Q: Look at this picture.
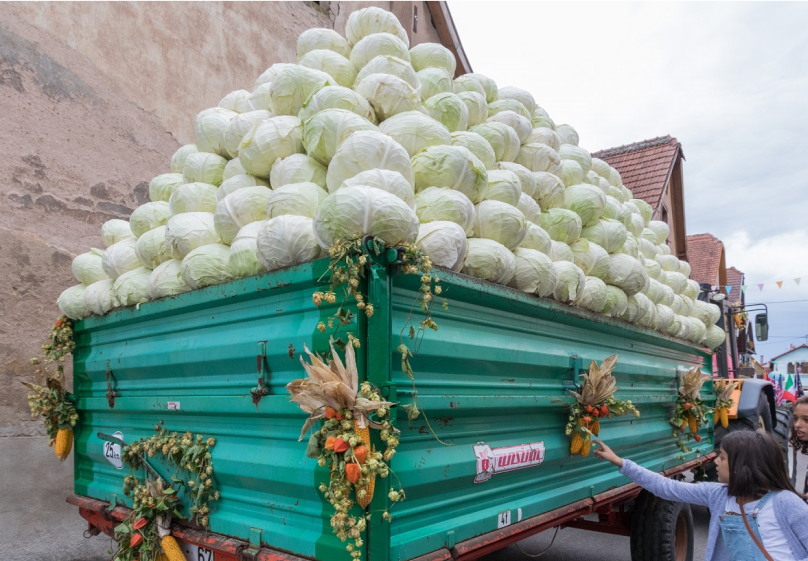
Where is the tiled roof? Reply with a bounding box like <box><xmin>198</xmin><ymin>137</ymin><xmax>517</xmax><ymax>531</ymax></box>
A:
<box><xmin>592</xmin><ymin>136</ymin><xmax>682</xmax><ymax>211</ymax></box>
<box><xmin>726</xmin><ymin>266</ymin><xmax>744</xmax><ymax>305</ymax></box>
<box><xmin>686</xmin><ymin>233</ymin><xmax>724</xmax><ymax>286</ymax></box>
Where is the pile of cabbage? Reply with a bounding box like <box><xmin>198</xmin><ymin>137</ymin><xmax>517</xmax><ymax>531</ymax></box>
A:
<box><xmin>56</xmin><ymin>7</ymin><xmax>726</xmax><ymax>349</ymax></box>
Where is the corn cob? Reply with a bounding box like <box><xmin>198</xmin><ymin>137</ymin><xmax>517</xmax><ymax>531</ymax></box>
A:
<box><xmin>580</xmin><ymin>436</ymin><xmax>591</xmax><ymax>458</ymax></box>
<box><xmin>354</xmin><ymin>419</ymin><xmax>375</xmax><ymax>508</ymax></box>
<box><xmin>570</xmin><ymin>419</ymin><xmax>585</xmax><ymax>454</ymax></box>
<box><xmin>679</xmin><ymin>418</ymin><xmax>687</xmax><ymax>432</ymax></box>
<box><xmin>155</xmin><ymin>554</ymin><xmax>170</xmax><ymax>561</ymax></box>
<box><xmin>591</xmin><ymin>418</ymin><xmax>600</xmax><ymax>436</ymax></box>
<box><xmin>720</xmin><ymin>407</ymin><xmax>729</xmax><ymax>428</ymax></box>
<box><xmin>55</xmin><ymin>428</ymin><xmax>73</xmax><ymax>461</ymax></box>
<box><xmin>688</xmin><ymin>414</ymin><xmax>698</xmax><ymax>434</ymax></box>
<box><xmin>714</xmin><ymin>409</ymin><xmax>720</xmax><ymax>425</ymax></box>
<box><xmin>161</xmin><ymin>535</ymin><xmax>185</xmax><ymax>561</ymax></box>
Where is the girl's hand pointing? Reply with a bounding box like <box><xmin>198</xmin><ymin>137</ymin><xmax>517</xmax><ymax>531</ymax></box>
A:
<box><xmin>593</xmin><ymin>440</ymin><xmax>623</xmax><ymax>468</ymax></box>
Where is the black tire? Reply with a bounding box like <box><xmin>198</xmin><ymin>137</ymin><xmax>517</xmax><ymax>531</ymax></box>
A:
<box><xmin>630</xmin><ymin>490</ymin><xmax>694</xmax><ymax>561</ymax></box>
<box><xmin>713</xmin><ymin>392</ymin><xmax>772</xmax><ymax>451</ymax></box>
<box><xmin>775</xmin><ymin>407</ymin><xmax>793</xmax><ymax>481</ymax></box>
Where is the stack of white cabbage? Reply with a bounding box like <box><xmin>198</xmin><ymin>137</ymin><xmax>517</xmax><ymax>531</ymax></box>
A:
<box><xmin>55</xmin><ymin>7</ymin><xmax>726</xmax><ymax>349</ymax></box>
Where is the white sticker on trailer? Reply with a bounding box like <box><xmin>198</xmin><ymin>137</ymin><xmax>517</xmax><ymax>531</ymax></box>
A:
<box><xmin>167</xmin><ymin>401</ymin><xmax>181</xmax><ymax>411</ymax></box>
<box><xmin>497</xmin><ymin>510</ymin><xmax>512</xmax><ymax>529</ymax></box>
<box><xmin>102</xmin><ymin>431</ymin><xmax>124</xmax><ymax>470</ymax></box>
<box><xmin>182</xmin><ymin>542</ymin><xmax>215</xmax><ymax>561</ymax></box>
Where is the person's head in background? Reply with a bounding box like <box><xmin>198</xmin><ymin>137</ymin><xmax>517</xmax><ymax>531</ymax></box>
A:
<box><xmin>790</xmin><ymin>395</ymin><xmax>808</xmax><ymax>454</ymax></box>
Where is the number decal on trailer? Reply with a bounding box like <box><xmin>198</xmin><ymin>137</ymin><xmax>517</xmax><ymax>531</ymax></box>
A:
<box><xmin>102</xmin><ymin>431</ymin><xmax>124</xmax><ymax>470</ymax></box>
<box><xmin>182</xmin><ymin>543</ymin><xmax>215</xmax><ymax>561</ymax></box>
<box><xmin>497</xmin><ymin>510</ymin><xmax>512</xmax><ymax>529</ymax></box>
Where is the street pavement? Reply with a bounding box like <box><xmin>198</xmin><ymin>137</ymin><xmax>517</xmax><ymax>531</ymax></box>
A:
<box><xmin>481</xmin><ymin>447</ymin><xmax>808</xmax><ymax>561</ymax></box>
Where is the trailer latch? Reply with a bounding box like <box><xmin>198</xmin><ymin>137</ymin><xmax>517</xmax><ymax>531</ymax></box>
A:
<box><xmin>105</xmin><ymin>361</ymin><xmax>118</xmax><ymax>409</ymax></box>
<box><xmin>238</xmin><ymin>527</ymin><xmax>263</xmax><ymax>561</ymax></box>
<box><xmin>563</xmin><ymin>355</ymin><xmax>584</xmax><ymax>394</ymax></box>
<box><xmin>251</xmin><ymin>341</ymin><xmax>271</xmax><ymax>404</ymax></box>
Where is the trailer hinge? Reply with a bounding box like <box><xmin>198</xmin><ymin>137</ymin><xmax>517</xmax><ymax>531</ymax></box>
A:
<box><xmin>238</xmin><ymin>527</ymin><xmax>263</xmax><ymax>561</ymax></box>
<box><xmin>251</xmin><ymin>341</ymin><xmax>270</xmax><ymax>404</ymax></box>
<box><xmin>105</xmin><ymin>361</ymin><xmax>118</xmax><ymax>409</ymax></box>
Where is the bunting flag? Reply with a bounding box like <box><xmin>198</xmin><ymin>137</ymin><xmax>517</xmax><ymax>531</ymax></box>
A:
<box><xmin>709</xmin><ymin>275</ymin><xmax>806</xmax><ymax>291</ymax></box>
<box><xmin>758</xmin><ymin>283</ymin><xmax>764</xmax><ymax>291</ymax></box>
<box><xmin>741</xmin><ymin>285</ymin><xmax>748</xmax><ymax>293</ymax></box>
<box><xmin>776</xmin><ymin>281</ymin><xmax>783</xmax><ymax>288</ymax></box>
<box><xmin>726</xmin><ymin>286</ymin><xmax>733</xmax><ymax>294</ymax></box>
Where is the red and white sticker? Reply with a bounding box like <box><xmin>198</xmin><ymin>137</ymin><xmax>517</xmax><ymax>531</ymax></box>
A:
<box><xmin>473</xmin><ymin>440</ymin><xmax>545</xmax><ymax>484</ymax></box>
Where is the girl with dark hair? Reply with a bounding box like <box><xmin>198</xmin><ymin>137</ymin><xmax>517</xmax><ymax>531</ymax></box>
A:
<box><xmin>792</xmin><ymin>395</ymin><xmax>808</xmax><ymax>495</ymax></box>
<box><xmin>595</xmin><ymin>432</ymin><xmax>808</xmax><ymax>561</ymax></box>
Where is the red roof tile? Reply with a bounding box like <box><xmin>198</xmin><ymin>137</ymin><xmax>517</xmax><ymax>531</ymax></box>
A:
<box><xmin>726</xmin><ymin>266</ymin><xmax>744</xmax><ymax>306</ymax></box>
<box><xmin>592</xmin><ymin>136</ymin><xmax>682</xmax><ymax>211</ymax></box>
<box><xmin>687</xmin><ymin>233</ymin><xmax>724</xmax><ymax>286</ymax></box>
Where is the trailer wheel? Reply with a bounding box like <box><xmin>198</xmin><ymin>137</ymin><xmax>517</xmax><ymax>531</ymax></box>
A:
<box><xmin>630</xmin><ymin>490</ymin><xmax>694</xmax><ymax>561</ymax></box>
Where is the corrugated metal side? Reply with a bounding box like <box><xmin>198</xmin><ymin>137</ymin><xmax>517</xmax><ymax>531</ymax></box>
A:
<box><xmin>387</xmin><ymin>270</ymin><xmax>713</xmax><ymax>561</ymax></box>
<box><xmin>72</xmin><ymin>261</ymin><xmax>364</xmax><ymax>561</ymax></box>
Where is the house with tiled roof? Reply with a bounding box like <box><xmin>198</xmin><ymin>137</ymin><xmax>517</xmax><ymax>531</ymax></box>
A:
<box><xmin>687</xmin><ymin>233</ymin><xmax>727</xmax><ymax>291</ymax></box>
<box><xmin>726</xmin><ymin>266</ymin><xmax>744</xmax><ymax>307</ymax></box>
<box><xmin>592</xmin><ymin>136</ymin><xmax>687</xmax><ymax>261</ymax></box>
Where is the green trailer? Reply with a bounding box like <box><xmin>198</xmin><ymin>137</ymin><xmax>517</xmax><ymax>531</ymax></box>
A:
<box><xmin>68</xmin><ymin>251</ymin><xmax>714</xmax><ymax>561</ymax></box>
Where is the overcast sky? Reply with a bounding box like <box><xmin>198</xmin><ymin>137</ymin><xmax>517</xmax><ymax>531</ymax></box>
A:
<box><xmin>451</xmin><ymin>1</ymin><xmax>808</xmax><ymax>364</ymax></box>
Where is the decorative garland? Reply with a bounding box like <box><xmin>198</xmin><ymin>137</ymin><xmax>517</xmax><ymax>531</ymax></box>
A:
<box><xmin>113</xmin><ymin>425</ymin><xmax>218</xmax><ymax>561</ymax></box>
<box><xmin>23</xmin><ymin>316</ymin><xmax>78</xmax><ymax>461</ymax></box>
<box><xmin>566</xmin><ymin>355</ymin><xmax>639</xmax><ymax>457</ymax></box>
<box><xmin>670</xmin><ymin>367</ymin><xmax>712</xmax><ymax>456</ymax></box>
<box><xmin>713</xmin><ymin>380</ymin><xmax>737</xmax><ymax>429</ymax></box>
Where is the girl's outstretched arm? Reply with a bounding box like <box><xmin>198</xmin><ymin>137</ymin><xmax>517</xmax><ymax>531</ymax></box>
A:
<box><xmin>593</xmin><ymin>440</ymin><xmax>720</xmax><ymax>508</ymax></box>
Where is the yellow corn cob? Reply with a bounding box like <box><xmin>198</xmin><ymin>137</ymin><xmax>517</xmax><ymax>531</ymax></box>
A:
<box><xmin>161</xmin><ymin>536</ymin><xmax>185</xmax><ymax>561</ymax></box>
<box><xmin>679</xmin><ymin>418</ymin><xmax>687</xmax><ymax>432</ymax></box>
<box><xmin>714</xmin><ymin>409</ymin><xmax>720</xmax><ymax>425</ymax></box>
<box><xmin>592</xmin><ymin>418</ymin><xmax>600</xmax><ymax>436</ymax></box>
<box><xmin>570</xmin><ymin>419</ymin><xmax>584</xmax><ymax>454</ymax></box>
<box><xmin>55</xmin><ymin>428</ymin><xmax>73</xmax><ymax>461</ymax></box>
<box><xmin>155</xmin><ymin>554</ymin><xmax>170</xmax><ymax>561</ymax></box>
<box><xmin>688</xmin><ymin>414</ymin><xmax>698</xmax><ymax>434</ymax></box>
<box><xmin>580</xmin><ymin>436</ymin><xmax>591</xmax><ymax>458</ymax></box>
<box><xmin>355</xmin><ymin>419</ymin><xmax>375</xmax><ymax>508</ymax></box>
<box><xmin>720</xmin><ymin>407</ymin><xmax>729</xmax><ymax>429</ymax></box>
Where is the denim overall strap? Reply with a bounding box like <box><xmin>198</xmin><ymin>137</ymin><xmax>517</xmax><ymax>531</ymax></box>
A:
<box><xmin>718</xmin><ymin>492</ymin><xmax>773</xmax><ymax>561</ymax></box>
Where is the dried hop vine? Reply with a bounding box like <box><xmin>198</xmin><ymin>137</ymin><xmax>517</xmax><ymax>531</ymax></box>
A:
<box><xmin>287</xmin><ymin>342</ymin><xmax>403</xmax><ymax>559</ymax></box>
<box><xmin>23</xmin><ymin>316</ymin><xmax>78</xmax><ymax>461</ymax></box>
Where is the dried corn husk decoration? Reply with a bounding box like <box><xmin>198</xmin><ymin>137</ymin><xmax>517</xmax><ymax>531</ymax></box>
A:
<box><xmin>713</xmin><ymin>379</ymin><xmax>737</xmax><ymax>429</ymax></box>
<box><xmin>670</xmin><ymin>367</ymin><xmax>712</xmax><ymax>444</ymax></box>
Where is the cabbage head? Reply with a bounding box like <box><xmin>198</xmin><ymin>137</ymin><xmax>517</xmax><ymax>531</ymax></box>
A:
<box><xmin>655</xmin><ymin>254</ymin><xmax>680</xmax><ymax>273</ymax></box>
<box><xmin>451</xmin><ymin>131</ymin><xmax>496</xmax><ymax>169</ymax></box>
<box><xmin>257</xmin><ymin>215</ymin><xmax>325</xmax><ymax>271</ymax></box>
<box><xmin>181</xmin><ymin>244</ymin><xmax>233</xmax><ymax>289</ymax></box>
<box><xmin>229</xmin><ymin>221</ymin><xmax>266</xmax><ymax>279</ymax></box>
<box><xmin>135</xmin><ymin>226</ymin><xmax>173</xmax><ymax>269</ymax></box>
<box><xmin>540</xmin><ymin>208</ymin><xmax>582</xmax><ymax>244</ymax></box>
<box><xmin>570</xmin><ymin>238</ymin><xmax>609</xmax><ymax>279</ymax></box>
<box><xmin>339</xmin><ymin>169</ymin><xmax>415</xmax><ymax>208</ymax></box>
<box><xmin>378</xmin><ymin>111</ymin><xmax>450</xmax><ymax>158</ymax></box>
<box><xmin>223</xmin><ymin>158</ymin><xmax>246</xmax><ymax>181</ymax></box>
<box><xmin>602</xmin><ymin>195</ymin><xmax>631</xmax><ymax>226</ymax></box>
<box><xmin>254</xmin><ymin>63</ymin><xmax>296</xmax><ymax>88</ymax></box>
<box><xmin>417</xmin><ymin>67</ymin><xmax>453</xmax><ymax>101</ymax></box>
<box><xmin>497</xmin><ymin>87</ymin><xmax>535</xmax><ymax>115</ymax></box>
<box><xmin>659</xmin><ymin>282</ymin><xmax>675</xmax><ymax>306</ymax></box>
<box><xmin>299</xmin><ymin>49</ymin><xmax>357</xmax><ymax>88</ymax></box>
<box><xmin>487</xmin><ymin>111</ymin><xmax>531</xmax><ymax>143</ymax></box>
<box><xmin>617</xmin><ymin>232</ymin><xmax>640</xmax><ymax>259</ymax></box>
<box><xmin>683</xmin><ymin>279</ymin><xmax>700</xmax><ymax>300</ymax></box>
<box><xmin>130</xmin><ymin>201</ymin><xmax>172</xmax><ymax>238</ymax></box>
<box><xmin>412</xmin><ymin>145</ymin><xmax>488</xmax><ymax>204</ymax></box>
<box><xmin>484</xmin><ymin>170</ymin><xmax>521</xmax><ymax>206</ymax></box>
<box><xmin>655</xmin><ymin>304</ymin><xmax>676</xmax><ymax>333</ymax></box>
<box><xmin>638</xmin><ymin>237</ymin><xmax>658</xmax><ymax>260</ymax></box>
<box><xmin>519</xmin><ymin>223</ymin><xmax>552</xmax><ymax>254</ymax></box>
<box><xmin>102</xmin><ymin>239</ymin><xmax>143</xmax><ymax>280</ymax></box>
<box><xmin>558</xmin><ymin>144</ymin><xmax>591</xmax><ymax>175</ymax></box>
<box><xmin>662</xmin><ymin>271</ymin><xmax>688</xmax><ymax>294</ymax></box>
<box><xmin>409</xmin><ymin>42</ymin><xmax>456</xmax><ymax>74</ymax></box>
<box><xmin>580</xmin><ymin>218</ymin><xmax>628</xmax><ymax>253</ymax></box>
<box><xmin>680</xmin><ymin>295</ymin><xmax>694</xmax><ymax>316</ymax></box>
<box><xmin>58</xmin><ymin>284</ymin><xmax>90</xmax><ymax>320</ymax></box>
<box><xmin>591</xmin><ymin>158</ymin><xmax>611</xmax><ymax>179</ymax></box>
<box><xmin>194</xmin><ymin>107</ymin><xmax>238</xmax><ymax>157</ymax></box>
<box><xmin>183</xmin><ymin>151</ymin><xmax>228</xmax><ymax>186</ymax></box>
<box><xmin>350</xmin><ymin>33</ymin><xmax>410</xmax><ymax>69</ymax></box>
<box><xmin>217</xmin><ymin>174</ymin><xmax>270</xmax><ymax>202</ymax></box>
<box><xmin>165</xmin><ymin>212</ymin><xmax>221</xmax><ymax>259</ymax></box>
<box><xmin>576</xmin><ymin>276</ymin><xmax>608</xmax><ymax>313</ymax></box>
<box><xmin>268</xmin><ymin>65</ymin><xmax>333</xmax><ymax>116</ymax></box>
<box><xmin>647</xmin><ymin>220</ymin><xmax>670</xmax><ymax>245</ymax></box>
<box><xmin>675</xmin><ymin>316</ymin><xmax>691</xmax><ymax>339</ymax></box>
<box><xmin>678</xmin><ymin>260</ymin><xmax>692</xmax><ymax>278</ymax></box>
<box><xmin>455</xmin><ymin>73</ymin><xmax>497</xmax><ymax>102</ymax></box>
<box><xmin>657</xmin><ymin>243</ymin><xmax>672</xmax><ymax>256</ymax></box>
<box><xmin>527</xmin><ymin>127</ymin><xmax>561</xmax><ymax>151</ymax></box>
<box><xmin>313</xmin><ymin>185</ymin><xmax>418</xmax><ymax>248</ymax></box>
<box><xmin>72</xmin><ymin>248</ymin><xmax>108</xmax><ymax>285</ymax></box>
<box><xmin>638</xmin><ymin>298</ymin><xmax>657</xmax><ymax>328</ymax></box>
<box><xmin>558</xmin><ymin>160</ymin><xmax>584</xmax><ymax>187</ymax></box>
<box><xmin>687</xmin><ymin>317</ymin><xmax>707</xmax><ymax>344</ymax></box>
<box><xmin>238</xmin><ymin>116</ymin><xmax>303</xmax><ymax>178</ymax></box>
<box><xmin>631</xmin><ymin>199</ymin><xmax>653</xmax><ymax>226</ymax></box>
<box><xmin>549</xmin><ymin>240</ymin><xmax>574</xmax><ymax>263</ymax></box>
<box><xmin>670</xmin><ymin>294</ymin><xmax>683</xmax><ymax>314</ymax></box>
<box><xmin>461</xmin><ymin>238</ymin><xmax>516</xmax><ymax>284</ymax></box>
<box><xmin>509</xmin><ymin>248</ymin><xmax>558</xmax><ymax>297</ymax></box>
<box><xmin>247</xmin><ymin>82</ymin><xmax>272</xmax><ymax>112</ymax></box>
<box><xmin>640</xmin><ymin>227</ymin><xmax>657</xmax><ymax>244</ymax></box>
<box><xmin>219</xmin><ymin>90</ymin><xmax>252</xmax><ymax>112</ymax></box>
<box><xmin>605</xmin><ymin>254</ymin><xmax>649</xmax><ymax>297</ymax></box>
<box><xmin>169</xmin><ymin>182</ymin><xmax>218</xmax><ymax>215</ymax></box>
<box><xmin>101</xmin><ymin>219</ymin><xmax>135</xmax><ymax>247</ymax></box>
<box><xmin>704</xmin><ymin>325</ymin><xmax>726</xmax><ymax>349</ymax></box>
<box><xmin>644</xmin><ymin>256</ymin><xmax>663</xmax><ymax>280</ymax></box>
<box><xmin>414</xmin><ymin>187</ymin><xmax>475</xmax><ymax>235</ymax></box>
<box><xmin>83</xmin><ymin>279</ymin><xmax>117</xmax><ymax>316</ymax></box>
<box><xmin>515</xmin><ymin>143</ymin><xmax>561</xmax><ymax>174</ymax></box>
<box><xmin>517</xmin><ymin>193</ymin><xmax>542</xmax><ymax>225</ymax></box>
<box><xmin>266</xmin><ymin>182</ymin><xmax>330</xmax><ymax>220</ymax></box>
<box><xmin>416</xmin><ymin>221</ymin><xmax>468</xmax><ymax>271</ymax></box>
<box><xmin>345</xmin><ymin>8</ymin><xmax>409</xmax><ymax>47</ymax></box>
<box><xmin>532</xmin><ymin>172</ymin><xmax>565</xmax><ymax>209</ymax></box>
<box><xmin>497</xmin><ymin>162</ymin><xmax>537</xmax><ymax>198</ymax></box>
<box><xmin>472</xmin><ymin>200</ymin><xmax>527</xmax><ymax>249</ymax></box>
<box><xmin>468</xmin><ymin>122</ymin><xmax>520</xmax><ymax>162</ymax></box>
<box><xmin>552</xmin><ymin>261</ymin><xmax>586</xmax><ymax>303</ymax></box>
<box><xmin>601</xmin><ymin>285</ymin><xmax>629</xmax><ymax>317</ymax></box>
<box><xmin>355</xmin><ymin>55</ymin><xmax>418</xmax><ymax>90</ymax></box>
<box><xmin>626</xmin><ymin>213</ymin><xmax>644</xmax><ymax>237</ymax></box>
<box><xmin>302</xmin><ymin>108</ymin><xmax>378</xmax><ymax>166</ymax></box>
<box><xmin>621</xmin><ymin>292</ymin><xmax>651</xmax><ymax>323</ymax></box>
<box><xmin>556</xmin><ymin>125</ymin><xmax>579</xmax><ymax>146</ymax></box>
<box><xmin>298</xmin><ymin>86</ymin><xmax>377</xmax><ymax>124</ymax></box>
<box><xmin>456</xmin><ymin>91</ymin><xmax>488</xmax><ymax>127</ymax></box>
<box><xmin>214</xmin><ymin>186</ymin><xmax>272</xmax><ymax>244</ymax></box>
<box><xmin>113</xmin><ymin>266</ymin><xmax>152</xmax><ymax>307</ymax></box>
<box><xmin>645</xmin><ymin>277</ymin><xmax>664</xmax><ymax>304</ymax></box>
<box><xmin>488</xmin><ymin>99</ymin><xmax>530</xmax><ymax>120</ymax></box>
<box><xmin>149</xmin><ymin>173</ymin><xmax>185</xmax><ymax>203</ymax></box>
<box><xmin>354</xmin><ymin>73</ymin><xmax>424</xmax><ymax>122</ymax></box>
<box><xmin>170</xmin><ymin>145</ymin><xmax>199</xmax><ymax>174</ymax></box>
<box><xmin>326</xmin><ymin>130</ymin><xmax>413</xmax><ymax>193</ymax></box>
<box><xmin>424</xmin><ymin>92</ymin><xmax>469</xmax><ymax>132</ymax></box>
<box><xmin>692</xmin><ymin>300</ymin><xmax>721</xmax><ymax>326</ymax></box>
<box><xmin>270</xmin><ymin>154</ymin><xmax>328</xmax><ymax>189</ymax></box>
<box><xmin>564</xmin><ymin>184</ymin><xmax>606</xmax><ymax>227</ymax></box>
<box><xmin>297</xmin><ymin>28</ymin><xmax>351</xmax><ymax>59</ymax></box>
